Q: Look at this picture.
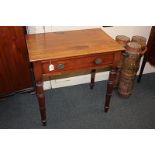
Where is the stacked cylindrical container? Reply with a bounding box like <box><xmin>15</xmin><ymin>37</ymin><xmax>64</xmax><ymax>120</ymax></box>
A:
<box><xmin>115</xmin><ymin>35</ymin><xmax>147</xmax><ymax>98</ymax></box>
<box><xmin>114</xmin><ymin>35</ymin><xmax>130</xmax><ymax>88</ymax></box>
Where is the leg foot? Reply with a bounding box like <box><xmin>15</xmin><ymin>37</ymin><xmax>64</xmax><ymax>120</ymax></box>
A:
<box><xmin>104</xmin><ymin>107</ymin><xmax>109</xmax><ymax>112</ymax></box>
<box><xmin>90</xmin><ymin>83</ymin><xmax>95</xmax><ymax>89</ymax></box>
<box><xmin>104</xmin><ymin>68</ymin><xmax>116</xmax><ymax>112</ymax></box>
<box><xmin>33</xmin><ymin>62</ymin><xmax>47</xmax><ymax>126</ymax></box>
<box><xmin>36</xmin><ymin>82</ymin><xmax>47</xmax><ymax>126</ymax></box>
<box><xmin>42</xmin><ymin>120</ymin><xmax>47</xmax><ymax>126</ymax></box>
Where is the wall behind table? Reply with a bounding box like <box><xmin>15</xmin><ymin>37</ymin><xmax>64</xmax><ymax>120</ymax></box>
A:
<box><xmin>27</xmin><ymin>26</ymin><xmax>155</xmax><ymax>90</ymax></box>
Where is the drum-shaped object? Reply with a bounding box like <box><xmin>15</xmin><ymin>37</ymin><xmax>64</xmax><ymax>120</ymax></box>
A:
<box><xmin>126</xmin><ymin>42</ymin><xmax>142</xmax><ymax>53</ymax></box>
<box><xmin>116</xmin><ymin>35</ymin><xmax>130</xmax><ymax>47</ymax></box>
<box><xmin>118</xmin><ymin>74</ymin><xmax>135</xmax><ymax>97</ymax></box>
<box><xmin>118</xmin><ymin>42</ymin><xmax>142</xmax><ymax>97</ymax></box>
<box><xmin>114</xmin><ymin>35</ymin><xmax>130</xmax><ymax>87</ymax></box>
<box><xmin>121</xmin><ymin>51</ymin><xmax>141</xmax><ymax>76</ymax></box>
<box><xmin>132</xmin><ymin>35</ymin><xmax>147</xmax><ymax>50</ymax></box>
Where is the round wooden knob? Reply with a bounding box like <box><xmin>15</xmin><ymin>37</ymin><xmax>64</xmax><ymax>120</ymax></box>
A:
<box><xmin>95</xmin><ymin>58</ymin><xmax>102</xmax><ymax>65</ymax></box>
<box><xmin>58</xmin><ymin>64</ymin><xmax>64</xmax><ymax>70</ymax></box>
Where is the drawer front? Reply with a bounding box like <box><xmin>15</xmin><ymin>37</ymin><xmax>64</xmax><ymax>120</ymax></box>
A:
<box><xmin>42</xmin><ymin>53</ymin><xmax>114</xmax><ymax>75</ymax></box>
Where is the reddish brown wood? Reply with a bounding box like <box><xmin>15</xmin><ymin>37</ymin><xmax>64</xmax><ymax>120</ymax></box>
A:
<box><xmin>33</xmin><ymin>62</ymin><xmax>47</xmax><ymax>126</ymax></box>
<box><xmin>0</xmin><ymin>26</ymin><xmax>33</xmax><ymax>97</ymax></box>
<box><xmin>26</xmin><ymin>29</ymin><xmax>125</xmax><ymax>125</ymax></box>
<box><xmin>146</xmin><ymin>26</ymin><xmax>155</xmax><ymax>66</ymax></box>
<box><xmin>138</xmin><ymin>26</ymin><xmax>155</xmax><ymax>82</ymax></box>
<box><xmin>104</xmin><ymin>69</ymin><xmax>117</xmax><ymax>112</ymax></box>
<box><xmin>105</xmin><ymin>52</ymin><xmax>121</xmax><ymax>112</ymax></box>
<box><xmin>90</xmin><ymin>69</ymin><xmax>96</xmax><ymax>89</ymax></box>
<box><xmin>41</xmin><ymin>53</ymin><xmax>113</xmax><ymax>76</ymax></box>
<box><xmin>26</xmin><ymin>28</ymin><xmax>124</xmax><ymax>62</ymax></box>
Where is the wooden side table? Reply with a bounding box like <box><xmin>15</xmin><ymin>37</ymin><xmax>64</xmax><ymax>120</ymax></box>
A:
<box><xmin>26</xmin><ymin>28</ymin><xmax>125</xmax><ymax>126</ymax></box>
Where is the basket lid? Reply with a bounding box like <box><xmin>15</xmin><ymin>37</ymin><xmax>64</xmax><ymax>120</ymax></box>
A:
<box><xmin>116</xmin><ymin>35</ymin><xmax>130</xmax><ymax>47</ymax></box>
<box><xmin>126</xmin><ymin>42</ymin><xmax>142</xmax><ymax>54</ymax></box>
<box><xmin>131</xmin><ymin>35</ymin><xmax>147</xmax><ymax>49</ymax></box>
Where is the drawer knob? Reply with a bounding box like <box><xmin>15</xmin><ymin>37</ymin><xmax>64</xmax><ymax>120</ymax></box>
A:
<box><xmin>58</xmin><ymin>64</ymin><xmax>64</xmax><ymax>70</ymax></box>
<box><xmin>95</xmin><ymin>58</ymin><xmax>102</xmax><ymax>65</ymax></box>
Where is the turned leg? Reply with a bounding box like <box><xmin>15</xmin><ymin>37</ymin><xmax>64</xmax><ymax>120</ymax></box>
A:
<box><xmin>104</xmin><ymin>68</ymin><xmax>117</xmax><ymax>112</ymax></box>
<box><xmin>90</xmin><ymin>69</ymin><xmax>96</xmax><ymax>89</ymax></box>
<box><xmin>137</xmin><ymin>55</ymin><xmax>147</xmax><ymax>83</ymax></box>
<box><xmin>114</xmin><ymin>65</ymin><xmax>121</xmax><ymax>88</ymax></box>
<box><xmin>36</xmin><ymin>82</ymin><xmax>47</xmax><ymax>126</ymax></box>
<box><xmin>33</xmin><ymin>62</ymin><xmax>47</xmax><ymax>126</ymax></box>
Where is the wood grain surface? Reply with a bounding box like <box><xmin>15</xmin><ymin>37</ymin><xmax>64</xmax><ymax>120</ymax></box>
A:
<box><xmin>26</xmin><ymin>28</ymin><xmax>124</xmax><ymax>62</ymax></box>
<box><xmin>41</xmin><ymin>52</ymin><xmax>114</xmax><ymax>76</ymax></box>
<box><xmin>27</xmin><ymin>28</ymin><xmax>125</xmax><ymax>125</ymax></box>
<box><xmin>0</xmin><ymin>26</ymin><xmax>33</xmax><ymax>97</ymax></box>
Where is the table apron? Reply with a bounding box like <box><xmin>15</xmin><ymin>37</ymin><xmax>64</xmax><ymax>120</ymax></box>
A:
<box><xmin>41</xmin><ymin>53</ymin><xmax>114</xmax><ymax>76</ymax></box>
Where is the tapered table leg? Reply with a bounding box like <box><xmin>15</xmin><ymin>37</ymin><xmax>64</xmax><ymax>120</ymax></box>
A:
<box><xmin>33</xmin><ymin>62</ymin><xmax>47</xmax><ymax>126</ymax></box>
<box><xmin>36</xmin><ymin>82</ymin><xmax>47</xmax><ymax>126</ymax></box>
<box><xmin>90</xmin><ymin>69</ymin><xmax>96</xmax><ymax>89</ymax></box>
<box><xmin>104</xmin><ymin>68</ymin><xmax>117</xmax><ymax>112</ymax></box>
<box><xmin>137</xmin><ymin>55</ymin><xmax>147</xmax><ymax>83</ymax></box>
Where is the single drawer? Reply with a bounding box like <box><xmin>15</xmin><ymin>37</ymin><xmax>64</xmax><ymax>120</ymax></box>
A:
<box><xmin>42</xmin><ymin>53</ymin><xmax>114</xmax><ymax>75</ymax></box>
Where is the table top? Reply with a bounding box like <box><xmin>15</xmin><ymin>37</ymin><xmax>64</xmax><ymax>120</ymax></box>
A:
<box><xmin>26</xmin><ymin>28</ymin><xmax>125</xmax><ymax>62</ymax></box>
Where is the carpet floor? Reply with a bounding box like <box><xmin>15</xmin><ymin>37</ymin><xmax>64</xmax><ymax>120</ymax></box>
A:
<box><xmin>0</xmin><ymin>73</ymin><xmax>155</xmax><ymax>129</ymax></box>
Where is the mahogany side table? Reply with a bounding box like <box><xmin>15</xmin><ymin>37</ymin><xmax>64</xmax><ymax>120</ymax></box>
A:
<box><xmin>26</xmin><ymin>28</ymin><xmax>125</xmax><ymax>126</ymax></box>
